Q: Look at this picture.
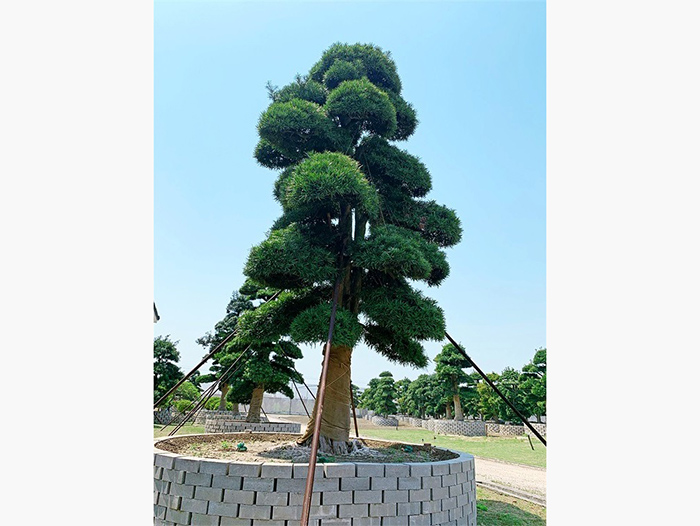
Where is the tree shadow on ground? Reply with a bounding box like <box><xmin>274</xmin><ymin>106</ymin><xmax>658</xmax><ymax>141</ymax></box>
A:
<box><xmin>476</xmin><ymin>498</ymin><xmax>546</xmax><ymax>526</ymax></box>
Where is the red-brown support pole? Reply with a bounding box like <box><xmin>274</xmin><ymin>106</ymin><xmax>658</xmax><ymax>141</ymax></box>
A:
<box><xmin>300</xmin><ymin>278</ymin><xmax>342</xmax><ymax>526</ymax></box>
<box><xmin>350</xmin><ymin>384</ymin><xmax>360</xmax><ymax>438</ymax></box>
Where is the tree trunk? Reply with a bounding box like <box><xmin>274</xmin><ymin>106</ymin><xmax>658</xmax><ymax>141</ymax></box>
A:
<box><xmin>453</xmin><ymin>383</ymin><xmax>464</xmax><ymax>421</ymax></box>
<box><xmin>298</xmin><ymin>345</ymin><xmax>353</xmax><ymax>454</ymax></box>
<box><xmin>231</xmin><ymin>402</ymin><xmax>240</xmax><ymax>416</ymax></box>
<box><xmin>247</xmin><ymin>386</ymin><xmax>264</xmax><ymax>423</ymax></box>
<box><xmin>219</xmin><ymin>383</ymin><xmax>229</xmax><ymax>411</ymax></box>
<box><xmin>446</xmin><ymin>402</ymin><xmax>453</xmax><ymax>420</ymax></box>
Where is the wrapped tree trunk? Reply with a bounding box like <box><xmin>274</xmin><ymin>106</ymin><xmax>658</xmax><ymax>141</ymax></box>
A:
<box><xmin>219</xmin><ymin>383</ymin><xmax>229</xmax><ymax>411</ymax></box>
<box><xmin>247</xmin><ymin>386</ymin><xmax>265</xmax><ymax>423</ymax></box>
<box><xmin>298</xmin><ymin>345</ymin><xmax>352</xmax><ymax>454</ymax></box>
<box><xmin>453</xmin><ymin>383</ymin><xmax>464</xmax><ymax>421</ymax></box>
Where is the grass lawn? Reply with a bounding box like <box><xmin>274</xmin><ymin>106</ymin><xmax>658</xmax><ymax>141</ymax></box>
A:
<box><xmin>476</xmin><ymin>487</ymin><xmax>546</xmax><ymax>525</ymax></box>
<box><xmin>358</xmin><ymin>427</ymin><xmax>546</xmax><ymax>469</ymax></box>
<box><xmin>153</xmin><ymin>424</ymin><xmax>205</xmax><ymax>438</ymax></box>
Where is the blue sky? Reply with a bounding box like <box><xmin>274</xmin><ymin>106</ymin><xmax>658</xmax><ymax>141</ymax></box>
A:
<box><xmin>154</xmin><ymin>0</ymin><xmax>546</xmax><ymax>388</ymax></box>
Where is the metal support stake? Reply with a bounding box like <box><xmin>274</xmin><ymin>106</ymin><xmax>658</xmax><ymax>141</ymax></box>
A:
<box><xmin>300</xmin><ymin>277</ymin><xmax>342</xmax><ymax>526</ymax></box>
<box><xmin>444</xmin><ymin>331</ymin><xmax>546</xmax><ymax>447</ymax></box>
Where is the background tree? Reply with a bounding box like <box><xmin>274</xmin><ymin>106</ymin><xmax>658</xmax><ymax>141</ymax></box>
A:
<box><xmin>520</xmin><ymin>348</ymin><xmax>546</xmax><ymax>422</ymax></box>
<box><xmin>496</xmin><ymin>367</ymin><xmax>529</xmax><ymax>423</ymax></box>
<box><xmin>434</xmin><ymin>343</ymin><xmax>472</xmax><ymax>420</ymax></box>
<box><xmin>239</xmin><ymin>42</ymin><xmax>462</xmax><ymax>452</ymax></box>
<box><xmin>359</xmin><ymin>371</ymin><xmax>397</xmax><ymax>417</ymax></box>
<box><xmin>154</xmin><ymin>335</ymin><xmax>183</xmax><ymax>406</ymax></box>
<box><xmin>394</xmin><ymin>377</ymin><xmax>412</xmax><ymax>415</ymax></box>
<box><xmin>476</xmin><ymin>373</ymin><xmax>502</xmax><ymax>421</ymax></box>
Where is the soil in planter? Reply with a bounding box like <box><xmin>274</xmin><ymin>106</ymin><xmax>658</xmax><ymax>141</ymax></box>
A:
<box><xmin>156</xmin><ymin>432</ymin><xmax>458</xmax><ymax>463</ymax></box>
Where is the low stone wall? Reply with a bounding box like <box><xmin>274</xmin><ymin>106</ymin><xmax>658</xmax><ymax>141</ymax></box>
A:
<box><xmin>154</xmin><ymin>433</ymin><xmax>477</xmax><ymax>526</ymax></box>
<box><xmin>431</xmin><ymin>420</ymin><xmax>486</xmax><ymax>437</ymax></box>
<box><xmin>525</xmin><ymin>423</ymin><xmax>547</xmax><ymax>437</ymax></box>
<box><xmin>371</xmin><ymin>416</ymin><xmax>399</xmax><ymax>427</ymax></box>
<box><xmin>205</xmin><ymin>414</ymin><xmax>300</xmax><ymax>434</ymax></box>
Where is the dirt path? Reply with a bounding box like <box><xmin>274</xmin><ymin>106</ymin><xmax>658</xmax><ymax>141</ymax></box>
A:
<box><xmin>474</xmin><ymin>457</ymin><xmax>546</xmax><ymax>504</ymax></box>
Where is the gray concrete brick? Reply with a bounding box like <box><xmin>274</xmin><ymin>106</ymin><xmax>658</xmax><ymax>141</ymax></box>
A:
<box><xmin>431</xmin><ymin>462</ymin><xmax>450</xmax><ymax>476</ymax></box>
<box><xmin>448</xmin><ymin>507</ymin><xmax>463</xmax><ymax>522</ymax></box>
<box><xmin>238</xmin><ymin>504</ymin><xmax>271</xmax><ymax>520</ymax></box>
<box><xmin>154</xmin><ymin>479</ymin><xmax>171</xmax><ymax>494</ymax></box>
<box><xmin>212</xmin><ymin>475</ymin><xmax>242</xmax><ymax>490</ymax></box>
<box><xmin>191</xmin><ymin>512</ymin><xmax>220</xmax><ymax>526</ymax></box>
<box><xmin>456</xmin><ymin>494</ymin><xmax>468</xmax><ymax>508</ymax></box>
<box><xmin>341</xmin><ymin>477</ymin><xmax>370</xmax><ymax>491</ymax></box>
<box><xmin>276</xmin><ymin>477</ymin><xmax>306</xmax><ymax>492</ymax></box>
<box><xmin>448</xmin><ymin>462</ymin><xmax>462</xmax><ymax>475</ymax></box>
<box><xmin>408</xmin><ymin>488</ymin><xmax>431</xmax><ymax>502</ymax></box>
<box><xmin>310</xmin><ymin>505</ymin><xmax>341</xmax><ymax>519</ymax></box>
<box><xmin>227</xmin><ymin>462</ymin><xmax>261</xmax><ymax>477</ymax></box>
<box><xmin>293</xmin><ymin>464</ymin><xmax>325</xmax><ymax>479</ymax></box>
<box><xmin>384</xmin><ymin>464</ymin><xmax>410</xmax><ymax>478</ymax></box>
<box><xmin>421</xmin><ymin>500</ymin><xmax>440</xmax><ymax>514</ymax></box>
<box><xmin>356</xmin><ymin>463</ymin><xmax>384</xmax><ymax>477</ymax></box>
<box><xmin>242</xmin><ymin>477</ymin><xmax>274</xmax><ymax>492</ymax></box>
<box><xmin>158</xmin><ymin>493</ymin><xmax>181</xmax><ymax>509</ymax></box>
<box><xmin>165</xmin><ymin>508</ymin><xmax>191</xmax><ymax>525</ymax></box>
<box><xmin>170</xmin><ymin>483</ymin><xmax>195</xmax><ymax>499</ymax></box>
<box><xmin>448</xmin><ymin>485</ymin><xmax>461</xmax><ymax>498</ymax></box>
<box><xmin>154</xmin><ymin>491</ymin><xmax>160</xmax><ymax>505</ymax></box>
<box><xmin>371</xmin><ymin>477</ymin><xmax>398</xmax><ymax>491</ymax></box>
<box><xmin>288</xmin><ymin>491</ymin><xmax>321</xmax><ymax>506</ymax></box>
<box><xmin>368</xmin><ymin>502</ymin><xmax>396</xmax><ymax>517</ymax></box>
<box><xmin>430</xmin><ymin>511</ymin><xmax>449</xmax><ymax>525</ymax></box>
<box><xmin>208</xmin><ymin>501</ymin><xmax>239</xmax><ymax>518</ymax></box>
<box><xmin>382</xmin><ymin>516</ymin><xmax>408</xmax><ymax>526</ymax></box>
<box><xmin>322</xmin><ymin>491</ymin><xmax>353</xmax><ymax>505</ymax></box>
<box><xmin>186</xmin><ymin>471</ymin><xmax>213</xmax><ymax>487</ymax></box>
<box><xmin>384</xmin><ymin>490</ymin><xmax>409</xmax><ymax>504</ymax></box>
<box><xmin>200</xmin><ymin>461</ymin><xmax>229</xmax><ymax>476</ymax></box>
<box><xmin>325</xmin><ymin>463</ymin><xmax>356</xmax><ymax>478</ymax></box>
<box><xmin>223</xmin><ymin>489</ymin><xmax>255</xmax><ymax>505</ymax></box>
<box><xmin>406</xmin><ymin>463</ymin><xmax>431</xmax><ymax>478</ymax></box>
<box><xmin>455</xmin><ymin>472</ymin><xmax>467</xmax><ymax>484</ymax></box>
<box><xmin>220</xmin><ymin>518</ymin><xmax>251</xmax><ymax>526</ymax></box>
<box><xmin>353</xmin><ymin>490</ymin><xmax>383</xmax><ymax>504</ymax></box>
<box><xmin>155</xmin><ymin>453</ymin><xmax>177</xmax><ymax>470</ymax></box>
<box><xmin>320</xmin><ymin>519</ymin><xmax>352</xmax><ymax>526</ymax></box>
<box><xmin>441</xmin><ymin>474</ymin><xmax>457</xmax><ymax>487</ymax></box>
<box><xmin>174</xmin><ymin>457</ymin><xmax>201</xmax><ymax>473</ymax></box>
<box><xmin>442</xmin><ymin>497</ymin><xmax>457</xmax><ymax>512</ymax></box>
<box><xmin>260</xmin><ymin>463</ymin><xmax>293</xmax><ymax>479</ymax></box>
<box><xmin>339</xmin><ymin>504</ymin><xmax>369</xmax><ymax>518</ymax></box>
<box><xmin>422</xmin><ymin>476</ymin><xmax>441</xmax><ymax>489</ymax></box>
<box><xmin>154</xmin><ymin>518</ymin><xmax>174</xmax><ymax>526</ymax></box>
<box><xmin>180</xmin><ymin>497</ymin><xmax>209</xmax><ymax>514</ymax></box>
<box><xmin>397</xmin><ymin>502</ymin><xmax>420</xmax><ymax>516</ymax></box>
<box><xmin>352</xmin><ymin>518</ymin><xmax>381</xmax><ymax>526</ymax></box>
<box><xmin>272</xmin><ymin>505</ymin><xmax>302</xmax><ymax>520</ymax></box>
<box><xmin>194</xmin><ymin>486</ymin><xmax>223</xmax><ymax>502</ymax></box>
<box><xmin>255</xmin><ymin>491</ymin><xmax>288</xmax><ymax>506</ymax></box>
<box><xmin>154</xmin><ymin>504</ymin><xmax>167</xmax><ymax>520</ymax></box>
<box><xmin>162</xmin><ymin>469</ymin><xmax>187</xmax><ymax>484</ymax></box>
<box><xmin>398</xmin><ymin>477</ymin><xmax>421</xmax><ymax>490</ymax></box>
<box><xmin>432</xmin><ymin>487</ymin><xmax>449</xmax><ymax>500</ymax></box>
<box><xmin>155</xmin><ymin>466</ymin><xmax>164</xmax><ymax>479</ymax></box>
<box><xmin>253</xmin><ymin>521</ymin><xmax>285</xmax><ymax>526</ymax></box>
<box><xmin>408</xmin><ymin>514</ymin><xmax>431</xmax><ymax>526</ymax></box>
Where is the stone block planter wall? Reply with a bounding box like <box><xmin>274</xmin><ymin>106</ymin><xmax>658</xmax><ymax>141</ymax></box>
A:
<box><xmin>525</xmin><ymin>423</ymin><xmax>547</xmax><ymax>437</ymax></box>
<box><xmin>154</xmin><ymin>433</ymin><xmax>477</xmax><ymax>526</ymax></box>
<box><xmin>431</xmin><ymin>420</ymin><xmax>486</xmax><ymax>437</ymax></box>
<box><xmin>205</xmin><ymin>415</ymin><xmax>300</xmax><ymax>434</ymax></box>
<box><xmin>371</xmin><ymin>416</ymin><xmax>399</xmax><ymax>427</ymax></box>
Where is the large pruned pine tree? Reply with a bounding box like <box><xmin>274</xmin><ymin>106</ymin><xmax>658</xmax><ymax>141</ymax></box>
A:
<box><xmin>434</xmin><ymin>343</ymin><xmax>473</xmax><ymax>421</ymax></box>
<box><xmin>239</xmin><ymin>43</ymin><xmax>462</xmax><ymax>452</ymax></box>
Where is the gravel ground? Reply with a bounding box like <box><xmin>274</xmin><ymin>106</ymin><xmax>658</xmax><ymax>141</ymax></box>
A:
<box><xmin>474</xmin><ymin>457</ymin><xmax>546</xmax><ymax>500</ymax></box>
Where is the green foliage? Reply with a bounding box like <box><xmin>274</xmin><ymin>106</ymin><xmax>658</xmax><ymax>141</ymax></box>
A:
<box><xmin>290</xmin><ymin>303</ymin><xmax>363</xmax><ymax>348</ymax></box>
<box><xmin>322</xmin><ymin>60</ymin><xmax>364</xmax><ymax>90</ymax></box>
<box><xmin>281</xmin><ymin>152</ymin><xmax>380</xmax><ymax>218</ymax></box>
<box><xmin>520</xmin><ymin>348</ymin><xmax>546</xmax><ymax>420</ymax></box>
<box><xmin>386</xmin><ymin>91</ymin><xmax>418</xmax><ymax>141</ymax></box>
<box><xmin>174</xmin><ymin>399</ymin><xmax>195</xmax><ymax>413</ymax></box>
<box><xmin>254</xmin><ymin>138</ymin><xmax>295</xmax><ymax>169</ymax></box>
<box><xmin>309</xmin><ymin>43</ymin><xmax>402</xmax><ymax>95</ymax></box>
<box><xmin>172</xmin><ymin>381</ymin><xmax>200</xmax><ymax>403</ymax></box>
<box><xmin>355</xmin><ymin>136</ymin><xmax>431</xmax><ymax>198</ymax></box>
<box><xmin>244</xmin><ymin>224</ymin><xmax>337</xmax><ymax>289</ymax></box>
<box><xmin>361</xmin><ymin>281</ymin><xmax>445</xmax><ymax>342</ymax></box>
<box><xmin>154</xmin><ymin>335</ymin><xmax>183</xmax><ymax>405</ymax></box>
<box><xmin>359</xmin><ymin>371</ymin><xmax>398</xmax><ymax>417</ymax></box>
<box><xmin>205</xmin><ymin>397</ymin><xmax>232</xmax><ymax>411</ymax></box>
<box><xmin>434</xmin><ymin>344</ymin><xmax>472</xmax><ymax>393</ymax></box>
<box><xmin>325</xmin><ymin>78</ymin><xmax>397</xmax><ymax>139</ymax></box>
<box><xmin>272</xmin><ymin>75</ymin><xmax>327</xmax><ymax>105</ymax></box>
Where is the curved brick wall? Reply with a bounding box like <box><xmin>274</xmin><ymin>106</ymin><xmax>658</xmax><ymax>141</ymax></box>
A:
<box><xmin>371</xmin><ymin>416</ymin><xmax>399</xmax><ymax>427</ymax></box>
<box><xmin>205</xmin><ymin>415</ymin><xmax>300</xmax><ymax>434</ymax></box>
<box><xmin>154</xmin><ymin>433</ymin><xmax>477</xmax><ymax>526</ymax></box>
